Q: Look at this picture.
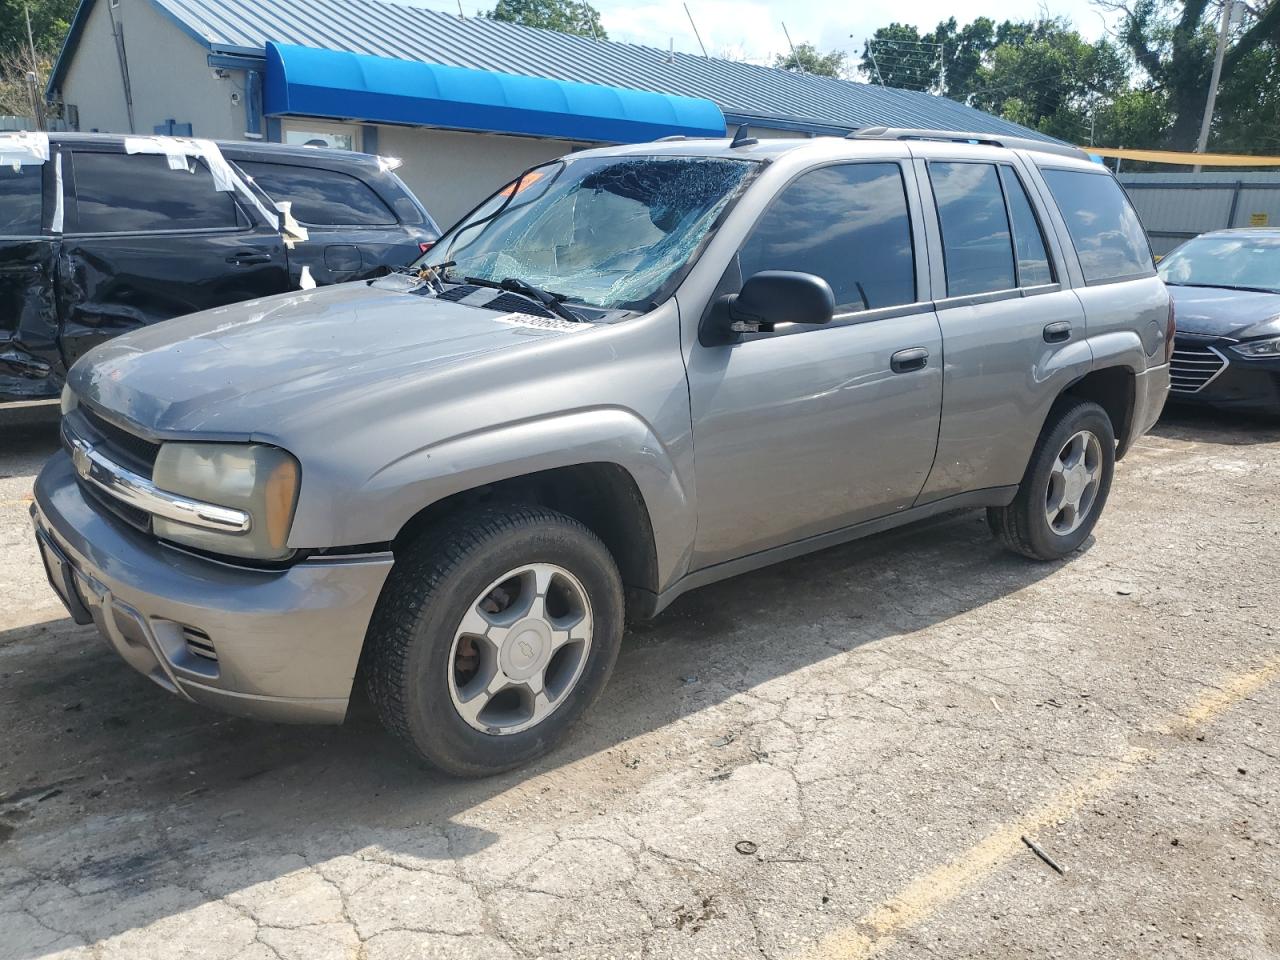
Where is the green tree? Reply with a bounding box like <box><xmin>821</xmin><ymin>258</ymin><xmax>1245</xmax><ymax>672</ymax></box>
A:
<box><xmin>969</xmin><ymin>21</ymin><xmax>1130</xmax><ymax>143</ymax></box>
<box><xmin>774</xmin><ymin>42</ymin><xmax>847</xmax><ymax>78</ymax></box>
<box><xmin>860</xmin><ymin>24</ymin><xmax>937</xmax><ymax>89</ymax></box>
<box><xmin>486</xmin><ymin>0</ymin><xmax>607</xmax><ymax>39</ymax></box>
<box><xmin>0</xmin><ymin>0</ymin><xmax>76</xmax><ymax>54</ymax></box>
<box><xmin>1107</xmin><ymin>0</ymin><xmax>1280</xmax><ymax>149</ymax></box>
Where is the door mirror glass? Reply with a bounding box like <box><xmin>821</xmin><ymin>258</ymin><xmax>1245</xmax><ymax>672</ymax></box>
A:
<box><xmin>719</xmin><ymin>270</ymin><xmax>835</xmax><ymax>335</ymax></box>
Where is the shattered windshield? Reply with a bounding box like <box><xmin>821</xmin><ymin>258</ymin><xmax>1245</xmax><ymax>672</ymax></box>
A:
<box><xmin>419</xmin><ymin>156</ymin><xmax>757</xmax><ymax>310</ymax></box>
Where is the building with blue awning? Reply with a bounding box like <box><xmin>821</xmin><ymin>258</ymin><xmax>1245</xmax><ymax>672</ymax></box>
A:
<box><xmin>47</xmin><ymin>0</ymin><xmax>1057</xmax><ymax>226</ymax></box>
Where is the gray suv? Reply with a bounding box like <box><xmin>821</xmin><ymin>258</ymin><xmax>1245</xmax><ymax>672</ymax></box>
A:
<box><xmin>32</xmin><ymin>128</ymin><xmax>1171</xmax><ymax>776</ymax></box>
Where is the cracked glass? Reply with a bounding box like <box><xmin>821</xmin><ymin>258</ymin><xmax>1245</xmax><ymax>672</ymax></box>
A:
<box><xmin>419</xmin><ymin>155</ymin><xmax>757</xmax><ymax>310</ymax></box>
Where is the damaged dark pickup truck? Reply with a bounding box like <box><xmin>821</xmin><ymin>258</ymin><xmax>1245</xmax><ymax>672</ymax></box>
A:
<box><xmin>1</xmin><ymin>132</ymin><xmax>438</xmax><ymax>404</ymax></box>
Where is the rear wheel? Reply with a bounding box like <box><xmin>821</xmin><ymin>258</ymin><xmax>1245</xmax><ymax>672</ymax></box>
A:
<box><xmin>364</xmin><ymin>504</ymin><xmax>624</xmax><ymax>777</ymax></box>
<box><xmin>988</xmin><ymin>399</ymin><xmax>1116</xmax><ymax>560</ymax></box>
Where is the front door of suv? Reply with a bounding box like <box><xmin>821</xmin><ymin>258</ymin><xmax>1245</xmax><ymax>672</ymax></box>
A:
<box><xmin>57</xmin><ymin>148</ymin><xmax>290</xmax><ymax>370</ymax></box>
<box><xmin>686</xmin><ymin>160</ymin><xmax>944</xmax><ymax>569</ymax></box>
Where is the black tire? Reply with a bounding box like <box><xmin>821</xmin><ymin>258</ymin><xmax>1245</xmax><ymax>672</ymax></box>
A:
<box><xmin>363</xmin><ymin>504</ymin><xmax>624</xmax><ymax>777</ymax></box>
<box><xmin>988</xmin><ymin>399</ymin><xmax>1116</xmax><ymax>561</ymax></box>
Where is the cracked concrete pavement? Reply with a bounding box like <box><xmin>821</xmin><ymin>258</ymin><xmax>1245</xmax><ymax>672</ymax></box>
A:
<box><xmin>1</xmin><ymin>402</ymin><xmax>1277</xmax><ymax>959</ymax></box>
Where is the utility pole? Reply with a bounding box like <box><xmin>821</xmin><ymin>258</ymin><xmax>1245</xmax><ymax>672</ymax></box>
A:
<box><xmin>1195</xmin><ymin>0</ymin><xmax>1237</xmax><ymax>170</ymax></box>
<box><xmin>683</xmin><ymin>3</ymin><xmax>708</xmax><ymax>58</ymax></box>
<box><xmin>781</xmin><ymin>21</ymin><xmax>804</xmax><ymax>74</ymax></box>
<box><xmin>24</xmin><ymin>5</ymin><xmax>46</xmax><ymax>130</ymax></box>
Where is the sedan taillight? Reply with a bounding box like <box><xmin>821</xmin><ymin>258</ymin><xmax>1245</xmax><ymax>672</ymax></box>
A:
<box><xmin>419</xmin><ymin>241</ymin><xmax>434</xmax><ymax>254</ymax></box>
<box><xmin>1165</xmin><ymin>298</ymin><xmax>1177</xmax><ymax>363</ymax></box>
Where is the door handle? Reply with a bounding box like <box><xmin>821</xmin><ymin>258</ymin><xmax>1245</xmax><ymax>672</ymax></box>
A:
<box><xmin>1043</xmin><ymin>321</ymin><xmax>1072</xmax><ymax>343</ymax></box>
<box><xmin>226</xmin><ymin>252</ymin><xmax>272</xmax><ymax>265</ymax></box>
<box><xmin>890</xmin><ymin>347</ymin><xmax>929</xmax><ymax>373</ymax></box>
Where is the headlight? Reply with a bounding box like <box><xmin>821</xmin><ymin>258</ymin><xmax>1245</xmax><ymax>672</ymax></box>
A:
<box><xmin>60</xmin><ymin>384</ymin><xmax>78</xmax><ymax>416</ymax></box>
<box><xmin>151</xmin><ymin>443</ymin><xmax>300</xmax><ymax>561</ymax></box>
<box><xmin>1232</xmin><ymin>336</ymin><xmax>1280</xmax><ymax>358</ymax></box>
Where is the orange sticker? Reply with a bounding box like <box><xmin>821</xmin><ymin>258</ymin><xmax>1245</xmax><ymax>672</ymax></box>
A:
<box><xmin>497</xmin><ymin>169</ymin><xmax>545</xmax><ymax>197</ymax></box>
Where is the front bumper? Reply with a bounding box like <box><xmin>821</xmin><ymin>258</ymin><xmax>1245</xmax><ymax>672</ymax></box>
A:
<box><xmin>32</xmin><ymin>452</ymin><xmax>394</xmax><ymax>724</ymax></box>
<box><xmin>1169</xmin><ymin>336</ymin><xmax>1280</xmax><ymax>413</ymax></box>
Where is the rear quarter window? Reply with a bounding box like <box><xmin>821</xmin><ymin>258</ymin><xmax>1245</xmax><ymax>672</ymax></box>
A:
<box><xmin>1040</xmin><ymin>168</ymin><xmax>1153</xmax><ymax>283</ymax></box>
<box><xmin>237</xmin><ymin>161</ymin><xmax>398</xmax><ymax>226</ymax></box>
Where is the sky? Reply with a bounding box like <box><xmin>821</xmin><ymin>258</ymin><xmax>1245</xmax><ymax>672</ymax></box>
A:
<box><xmin>438</xmin><ymin>0</ymin><xmax>1120</xmax><ymax>78</ymax></box>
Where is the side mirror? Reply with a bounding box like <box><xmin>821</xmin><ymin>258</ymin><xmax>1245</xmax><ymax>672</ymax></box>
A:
<box><xmin>709</xmin><ymin>271</ymin><xmax>835</xmax><ymax>340</ymax></box>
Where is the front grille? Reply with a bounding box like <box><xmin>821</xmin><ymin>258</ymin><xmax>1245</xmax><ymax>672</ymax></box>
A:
<box><xmin>79</xmin><ymin>406</ymin><xmax>160</xmax><ymax>475</ymax></box>
<box><xmin>1170</xmin><ymin>339</ymin><xmax>1228</xmax><ymax>394</ymax></box>
<box><xmin>82</xmin><ymin>481</ymin><xmax>151</xmax><ymax>533</ymax></box>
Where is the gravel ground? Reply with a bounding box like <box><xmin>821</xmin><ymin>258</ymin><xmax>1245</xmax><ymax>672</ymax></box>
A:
<box><xmin>1</xmin><ymin>402</ymin><xmax>1277</xmax><ymax>960</ymax></box>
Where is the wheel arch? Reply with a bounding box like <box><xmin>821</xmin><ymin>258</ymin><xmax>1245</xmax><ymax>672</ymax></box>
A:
<box><xmin>391</xmin><ymin>461</ymin><xmax>662</xmax><ymax>616</ymax></box>
<box><xmin>1062</xmin><ymin>364</ymin><xmax>1138</xmax><ymax>458</ymax></box>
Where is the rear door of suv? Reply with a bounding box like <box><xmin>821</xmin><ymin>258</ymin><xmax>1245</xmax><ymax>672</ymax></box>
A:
<box><xmin>911</xmin><ymin>145</ymin><xmax>1092</xmax><ymax>503</ymax></box>
<box><xmin>57</xmin><ymin>144</ymin><xmax>290</xmax><ymax>369</ymax></box>
<box><xmin>231</xmin><ymin>157</ymin><xmax>437</xmax><ymax>285</ymax></box>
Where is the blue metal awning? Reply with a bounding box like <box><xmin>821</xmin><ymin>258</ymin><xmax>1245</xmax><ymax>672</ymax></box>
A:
<box><xmin>263</xmin><ymin>42</ymin><xmax>726</xmax><ymax>143</ymax></box>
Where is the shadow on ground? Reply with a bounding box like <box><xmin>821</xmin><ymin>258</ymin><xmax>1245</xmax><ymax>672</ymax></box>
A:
<box><xmin>8</xmin><ymin>401</ymin><xmax>1262</xmax><ymax>952</ymax></box>
<box><xmin>0</xmin><ymin>495</ymin><xmax>1072</xmax><ymax>953</ymax></box>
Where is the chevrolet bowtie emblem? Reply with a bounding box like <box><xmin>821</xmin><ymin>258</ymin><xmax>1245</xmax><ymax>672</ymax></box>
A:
<box><xmin>71</xmin><ymin>440</ymin><xmax>93</xmax><ymax>480</ymax></box>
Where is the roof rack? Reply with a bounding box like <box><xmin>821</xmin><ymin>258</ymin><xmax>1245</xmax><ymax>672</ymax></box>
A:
<box><xmin>847</xmin><ymin>127</ymin><xmax>1088</xmax><ymax>161</ymax></box>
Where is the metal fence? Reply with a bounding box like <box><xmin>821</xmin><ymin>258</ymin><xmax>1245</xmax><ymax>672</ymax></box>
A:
<box><xmin>1120</xmin><ymin>172</ymin><xmax>1280</xmax><ymax>256</ymax></box>
<box><xmin>0</xmin><ymin>115</ymin><xmax>36</xmax><ymax>132</ymax></box>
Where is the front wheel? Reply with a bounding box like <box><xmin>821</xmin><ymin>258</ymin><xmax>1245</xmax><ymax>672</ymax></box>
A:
<box><xmin>988</xmin><ymin>399</ymin><xmax>1116</xmax><ymax>560</ymax></box>
<box><xmin>363</xmin><ymin>504</ymin><xmax>624</xmax><ymax>777</ymax></box>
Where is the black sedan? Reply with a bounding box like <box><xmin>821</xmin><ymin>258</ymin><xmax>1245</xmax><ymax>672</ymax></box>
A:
<box><xmin>1160</xmin><ymin>228</ymin><xmax>1280</xmax><ymax>414</ymax></box>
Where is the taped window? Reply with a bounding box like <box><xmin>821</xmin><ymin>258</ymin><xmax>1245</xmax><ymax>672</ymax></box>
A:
<box><xmin>70</xmin><ymin>152</ymin><xmax>247</xmax><ymax>234</ymax></box>
<box><xmin>236</xmin><ymin>161</ymin><xmax>396</xmax><ymax>226</ymax></box>
<box><xmin>0</xmin><ymin>165</ymin><xmax>42</xmax><ymax>236</ymax></box>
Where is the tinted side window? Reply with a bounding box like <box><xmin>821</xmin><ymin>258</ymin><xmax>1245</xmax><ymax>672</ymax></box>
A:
<box><xmin>72</xmin><ymin>152</ymin><xmax>244</xmax><ymax>233</ymax></box>
<box><xmin>1041</xmin><ymin>168</ymin><xmax>1153</xmax><ymax>283</ymax></box>
<box><xmin>0</xmin><ymin>166</ymin><xmax>42</xmax><ymax>235</ymax></box>
<box><xmin>237</xmin><ymin>161</ymin><xmax>397</xmax><ymax>226</ymax></box>
<box><xmin>999</xmin><ymin>166</ymin><xmax>1053</xmax><ymax>286</ymax></box>
<box><xmin>738</xmin><ymin>163</ymin><xmax>915</xmax><ymax>313</ymax></box>
<box><xmin>929</xmin><ymin>161</ymin><xmax>1015</xmax><ymax>296</ymax></box>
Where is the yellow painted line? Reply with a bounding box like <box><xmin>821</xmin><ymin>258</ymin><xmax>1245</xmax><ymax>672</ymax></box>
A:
<box><xmin>795</xmin><ymin>655</ymin><xmax>1280</xmax><ymax>960</ymax></box>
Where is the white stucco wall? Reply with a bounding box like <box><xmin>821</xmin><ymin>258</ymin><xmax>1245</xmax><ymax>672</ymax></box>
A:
<box><xmin>375</xmin><ymin>125</ymin><xmax>583</xmax><ymax>229</ymax></box>
<box><xmin>59</xmin><ymin>0</ymin><xmax>243</xmax><ymax>139</ymax></box>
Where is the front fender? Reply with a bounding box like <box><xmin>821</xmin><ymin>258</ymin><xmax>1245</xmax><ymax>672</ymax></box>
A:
<box><xmin>291</xmin><ymin>407</ymin><xmax>695</xmax><ymax>591</ymax></box>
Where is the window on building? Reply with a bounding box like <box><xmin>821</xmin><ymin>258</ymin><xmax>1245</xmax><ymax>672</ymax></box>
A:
<box><xmin>70</xmin><ymin>152</ymin><xmax>244</xmax><ymax>233</ymax></box>
<box><xmin>0</xmin><ymin>166</ymin><xmax>42</xmax><ymax>236</ymax></box>
<box><xmin>283</xmin><ymin>123</ymin><xmax>360</xmax><ymax>152</ymax></box>
<box><xmin>929</xmin><ymin>161</ymin><xmax>1016</xmax><ymax>296</ymax></box>
<box><xmin>999</xmin><ymin>166</ymin><xmax>1053</xmax><ymax>287</ymax></box>
<box><xmin>237</xmin><ymin>161</ymin><xmax>397</xmax><ymax>226</ymax></box>
<box><xmin>737</xmin><ymin>162</ymin><xmax>916</xmax><ymax>313</ymax></box>
<box><xmin>1041</xmin><ymin>168</ymin><xmax>1153</xmax><ymax>283</ymax></box>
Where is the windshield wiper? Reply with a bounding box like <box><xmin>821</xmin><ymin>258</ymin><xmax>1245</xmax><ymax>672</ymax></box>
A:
<box><xmin>464</xmin><ymin>275</ymin><xmax>587</xmax><ymax>323</ymax></box>
<box><xmin>1165</xmin><ymin>281</ymin><xmax>1280</xmax><ymax>295</ymax></box>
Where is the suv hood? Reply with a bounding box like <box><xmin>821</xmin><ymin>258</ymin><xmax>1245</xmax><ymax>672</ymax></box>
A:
<box><xmin>70</xmin><ymin>277</ymin><xmax>595</xmax><ymax>435</ymax></box>
<box><xmin>1168</xmin><ymin>284</ymin><xmax>1280</xmax><ymax>340</ymax></box>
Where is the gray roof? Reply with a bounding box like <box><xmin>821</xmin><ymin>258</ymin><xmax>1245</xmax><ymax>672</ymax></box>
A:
<box><xmin>54</xmin><ymin>0</ymin><xmax>1058</xmax><ymax>141</ymax></box>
